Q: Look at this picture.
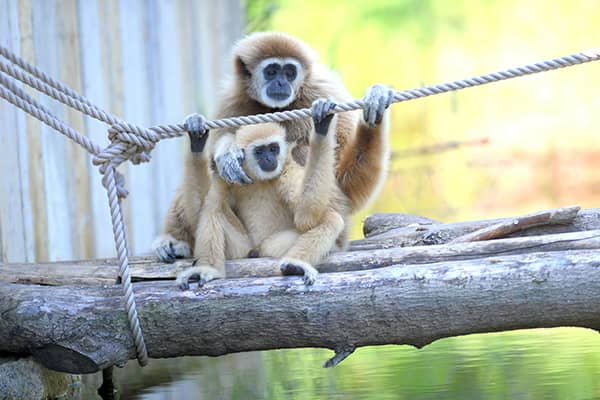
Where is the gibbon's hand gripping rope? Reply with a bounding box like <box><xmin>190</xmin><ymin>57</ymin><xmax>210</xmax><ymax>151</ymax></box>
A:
<box><xmin>0</xmin><ymin>44</ymin><xmax>598</xmax><ymax>367</ymax></box>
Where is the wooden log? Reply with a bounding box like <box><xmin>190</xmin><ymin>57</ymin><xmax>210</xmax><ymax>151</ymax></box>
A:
<box><xmin>353</xmin><ymin>208</ymin><xmax>600</xmax><ymax>250</ymax></box>
<box><xmin>363</xmin><ymin>213</ymin><xmax>438</xmax><ymax>237</ymax></box>
<box><xmin>3</xmin><ymin>229</ymin><xmax>600</xmax><ymax>286</ymax></box>
<box><xmin>1</xmin><ymin>249</ymin><xmax>600</xmax><ymax>374</ymax></box>
<box><xmin>449</xmin><ymin>206</ymin><xmax>580</xmax><ymax>243</ymax></box>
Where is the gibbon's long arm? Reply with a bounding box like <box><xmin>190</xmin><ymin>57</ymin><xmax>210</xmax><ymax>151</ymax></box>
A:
<box><xmin>293</xmin><ymin>98</ymin><xmax>338</xmax><ymax>231</ymax></box>
<box><xmin>336</xmin><ymin>84</ymin><xmax>394</xmax><ymax>212</ymax></box>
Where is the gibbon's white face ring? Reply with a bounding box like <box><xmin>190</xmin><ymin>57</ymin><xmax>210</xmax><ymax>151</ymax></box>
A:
<box><xmin>256</xmin><ymin>57</ymin><xmax>304</xmax><ymax>109</ymax></box>
<box><xmin>244</xmin><ymin>136</ymin><xmax>288</xmax><ymax>181</ymax></box>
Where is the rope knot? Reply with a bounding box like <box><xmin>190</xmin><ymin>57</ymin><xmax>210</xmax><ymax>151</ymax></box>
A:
<box><xmin>92</xmin><ymin>123</ymin><xmax>161</xmax><ymax>198</ymax></box>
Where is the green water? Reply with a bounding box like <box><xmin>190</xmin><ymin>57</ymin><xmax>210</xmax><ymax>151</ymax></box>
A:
<box><xmin>106</xmin><ymin>328</ymin><xmax>600</xmax><ymax>399</ymax></box>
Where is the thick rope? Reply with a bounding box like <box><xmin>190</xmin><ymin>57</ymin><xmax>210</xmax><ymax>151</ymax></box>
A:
<box><xmin>108</xmin><ymin>47</ymin><xmax>600</xmax><ymax>135</ymax></box>
<box><xmin>0</xmin><ymin>48</ymin><xmax>149</xmax><ymax>366</ymax></box>
<box><xmin>0</xmin><ymin>44</ymin><xmax>598</xmax><ymax>368</ymax></box>
<box><xmin>103</xmin><ymin>167</ymin><xmax>148</xmax><ymax>366</ymax></box>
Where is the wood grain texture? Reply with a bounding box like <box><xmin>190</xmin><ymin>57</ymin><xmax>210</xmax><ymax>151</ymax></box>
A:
<box><xmin>363</xmin><ymin>213</ymin><xmax>439</xmax><ymax>237</ymax></box>
<box><xmin>449</xmin><ymin>206</ymin><xmax>580</xmax><ymax>243</ymax></box>
<box><xmin>2</xmin><ymin>249</ymin><xmax>600</xmax><ymax>373</ymax></box>
<box><xmin>0</xmin><ymin>0</ymin><xmax>35</xmax><ymax>263</ymax></box>
<box><xmin>353</xmin><ymin>208</ymin><xmax>600</xmax><ymax>250</ymax></box>
<box><xmin>4</xmin><ymin>228</ymin><xmax>600</xmax><ymax>286</ymax></box>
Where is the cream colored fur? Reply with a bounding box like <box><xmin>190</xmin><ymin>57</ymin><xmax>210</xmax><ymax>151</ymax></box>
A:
<box><xmin>176</xmin><ymin>120</ymin><xmax>345</xmax><ymax>287</ymax></box>
<box><xmin>157</xmin><ymin>32</ymin><xmax>391</xmax><ymax>287</ymax></box>
<box><xmin>211</xmin><ymin>32</ymin><xmax>390</xmax><ymax>220</ymax></box>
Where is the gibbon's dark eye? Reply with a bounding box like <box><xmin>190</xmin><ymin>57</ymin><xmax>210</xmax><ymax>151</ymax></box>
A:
<box><xmin>282</xmin><ymin>64</ymin><xmax>297</xmax><ymax>81</ymax></box>
<box><xmin>254</xmin><ymin>145</ymin><xmax>265</xmax><ymax>156</ymax></box>
<box><xmin>263</xmin><ymin>64</ymin><xmax>280</xmax><ymax>80</ymax></box>
<box><xmin>269</xmin><ymin>143</ymin><xmax>280</xmax><ymax>154</ymax></box>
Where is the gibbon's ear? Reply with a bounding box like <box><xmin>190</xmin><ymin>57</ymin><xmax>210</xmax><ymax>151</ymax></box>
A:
<box><xmin>235</xmin><ymin>55</ymin><xmax>252</xmax><ymax>78</ymax></box>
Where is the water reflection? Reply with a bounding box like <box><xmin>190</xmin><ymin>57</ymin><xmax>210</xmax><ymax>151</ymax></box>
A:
<box><xmin>106</xmin><ymin>328</ymin><xmax>600</xmax><ymax>400</ymax></box>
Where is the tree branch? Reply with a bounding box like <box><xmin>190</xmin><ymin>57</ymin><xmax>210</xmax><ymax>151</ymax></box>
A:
<box><xmin>449</xmin><ymin>205</ymin><xmax>580</xmax><ymax>243</ymax></box>
<box><xmin>353</xmin><ymin>207</ymin><xmax>600</xmax><ymax>250</ymax></box>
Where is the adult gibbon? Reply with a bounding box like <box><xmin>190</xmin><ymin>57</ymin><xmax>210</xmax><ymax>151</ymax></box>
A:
<box><xmin>175</xmin><ymin>99</ymin><xmax>345</xmax><ymax>288</ymax></box>
<box><xmin>154</xmin><ymin>32</ymin><xmax>393</xmax><ymax>262</ymax></box>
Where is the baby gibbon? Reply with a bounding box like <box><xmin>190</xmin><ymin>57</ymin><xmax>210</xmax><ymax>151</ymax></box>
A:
<box><xmin>176</xmin><ymin>99</ymin><xmax>346</xmax><ymax>289</ymax></box>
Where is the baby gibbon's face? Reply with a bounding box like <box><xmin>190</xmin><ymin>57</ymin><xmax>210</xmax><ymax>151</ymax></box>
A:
<box><xmin>236</xmin><ymin>124</ymin><xmax>289</xmax><ymax>182</ymax></box>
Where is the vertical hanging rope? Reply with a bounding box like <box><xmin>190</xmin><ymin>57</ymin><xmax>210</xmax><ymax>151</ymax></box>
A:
<box><xmin>103</xmin><ymin>167</ymin><xmax>149</xmax><ymax>366</ymax></box>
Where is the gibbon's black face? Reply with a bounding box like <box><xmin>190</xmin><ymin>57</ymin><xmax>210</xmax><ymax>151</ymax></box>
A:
<box><xmin>263</xmin><ymin>62</ymin><xmax>297</xmax><ymax>102</ymax></box>
<box><xmin>239</xmin><ymin>125</ymin><xmax>288</xmax><ymax>181</ymax></box>
<box><xmin>254</xmin><ymin>142</ymin><xmax>280</xmax><ymax>172</ymax></box>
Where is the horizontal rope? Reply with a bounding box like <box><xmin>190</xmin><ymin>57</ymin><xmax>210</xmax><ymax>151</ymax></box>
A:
<box><xmin>130</xmin><ymin>47</ymin><xmax>600</xmax><ymax>136</ymax></box>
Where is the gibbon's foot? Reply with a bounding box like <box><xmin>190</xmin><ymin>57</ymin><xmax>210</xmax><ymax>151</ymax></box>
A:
<box><xmin>215</xmin><ymin>143</ymin><xmax>253</xmax><ymax>185</ymax></box>
<box><xmin>362</xmin><ymin>84</ymin><xmax>394</xmax><ymax>127</ymax></box>
<box><xmin>311</xmin><ymin>98</ymin><xmax>337</xmax><ymax>136</ymax></box>
<box><xmin>152</xmin><ymin>234</ymin><xmax>191</xmax><ymax>263</ymax></box>
<box><xmin>280</xmin><ymin>258</ymin><xmax>319</xmax><ymax>285</ymax></box>
<box><xmin>175</xmin><ymin>265</ymin><xmax>224</xmax><ymax>290</ymax></box>
<box><xmin>184</xmin><ymin>113</ymin><xmax>209</xmax><ymax>153</ymax></box>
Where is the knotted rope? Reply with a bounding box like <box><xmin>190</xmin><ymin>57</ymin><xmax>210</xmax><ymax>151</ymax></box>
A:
<box><xmin>0</xmin><ymin>43</ymin><xmax>598</xmax><ymax>367</ymax></box>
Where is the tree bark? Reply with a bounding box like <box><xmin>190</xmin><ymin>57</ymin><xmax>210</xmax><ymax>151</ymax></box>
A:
<box><xmin>363</xmin><ymin>213</ymin><xmax>438</xmax><ymax>237</ymax></box>
<box><xmin>449</xmin><ymin>206</ymin><xmax>580</xmax><ymax>243</ymax></box>
<box><xmin>0</xmin><ymin>230</ymin><xmax>600</xmax><ymax>286</ymax></box>
<box><xmin>3</xmin><ymin>229</ymin><xmax>600</xmax><ymax>286</ymax></box>
<box><xmin>353</xmin><ymin>208</ymin><xmax>600</xmax><ymax>250</ymax></box>
<box><xmin>2</xmin><ymin>249</ymin><xmax>600</xmax><ymax>374</ymax></box>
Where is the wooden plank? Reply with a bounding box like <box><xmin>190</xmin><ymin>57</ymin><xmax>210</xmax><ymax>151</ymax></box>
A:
<box><xmin>4</xmin><ymin>228</ymin><xmax>600</xmax><ymax>286</ymax></box>
<box><xmin>147</xmin><ymin>0</ymin><xmax>185</xmax><ymax>248</ymax></box>
<box><xmin>18</xmin><ymin>0</ymin><xmax>49</xmax><ymax>261</ymax></box>
<box><xmin>194</xmin><ymin>0</ymin><xmax>244</xmax><ymax>116</ymax></box>
<box><xmin>2</xmin><ymin>249</ymin><xmax>600</xmax><ymax>373</ymax></box>
<box><xmin>0</xmin><ymin>0</ymin><xmax>35</xmax><ymax>262</ymax></box>
<box><xmin>118</xmin><ymin>0</ymin><xmax>159</xmax><ymax>256</ymax></box>
<box><xmin>59</xmin><ymin>0</ymin><xmax>93</xmax><ymax>259</ymax></box>
<box><xmin>176</xmin><ymin>0</ymin><xmax>200</xmax><ymax>117</ymax></box>
<box><xmin>30</xmin><ymin>1</ymin><xmax>75</xmax><ymax>261</ymax></box>
<box><xmin>76</xmin><ymin>0</ymin><xmax>116</xmax><ymax>259</ymax></box>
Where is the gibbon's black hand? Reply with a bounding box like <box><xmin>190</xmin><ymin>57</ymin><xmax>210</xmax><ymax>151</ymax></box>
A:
<box><xmin>184</xmin><ymin>113</ymin><xmax>210</xmax><ymax>153</ymax></box>
<box><xmin>362</xmin><ymin>84</ymin><xmax>394</xmax><ymax>128</ymax></box>
<box><xmin>311</xmin><ymin>98</ymin><xmax>337</xmax><ymax>136</ymax></box>
<box><xmin>216</xmin><ymin>148</ymin><xmax>253</xmax><ymax>185</ymax></box>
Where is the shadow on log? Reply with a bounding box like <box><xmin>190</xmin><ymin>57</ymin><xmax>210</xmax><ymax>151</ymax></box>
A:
<box><xmin>2</xmin><ymin>249</ymin><xmax>600</xmax><ymax>374</ymax></box>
